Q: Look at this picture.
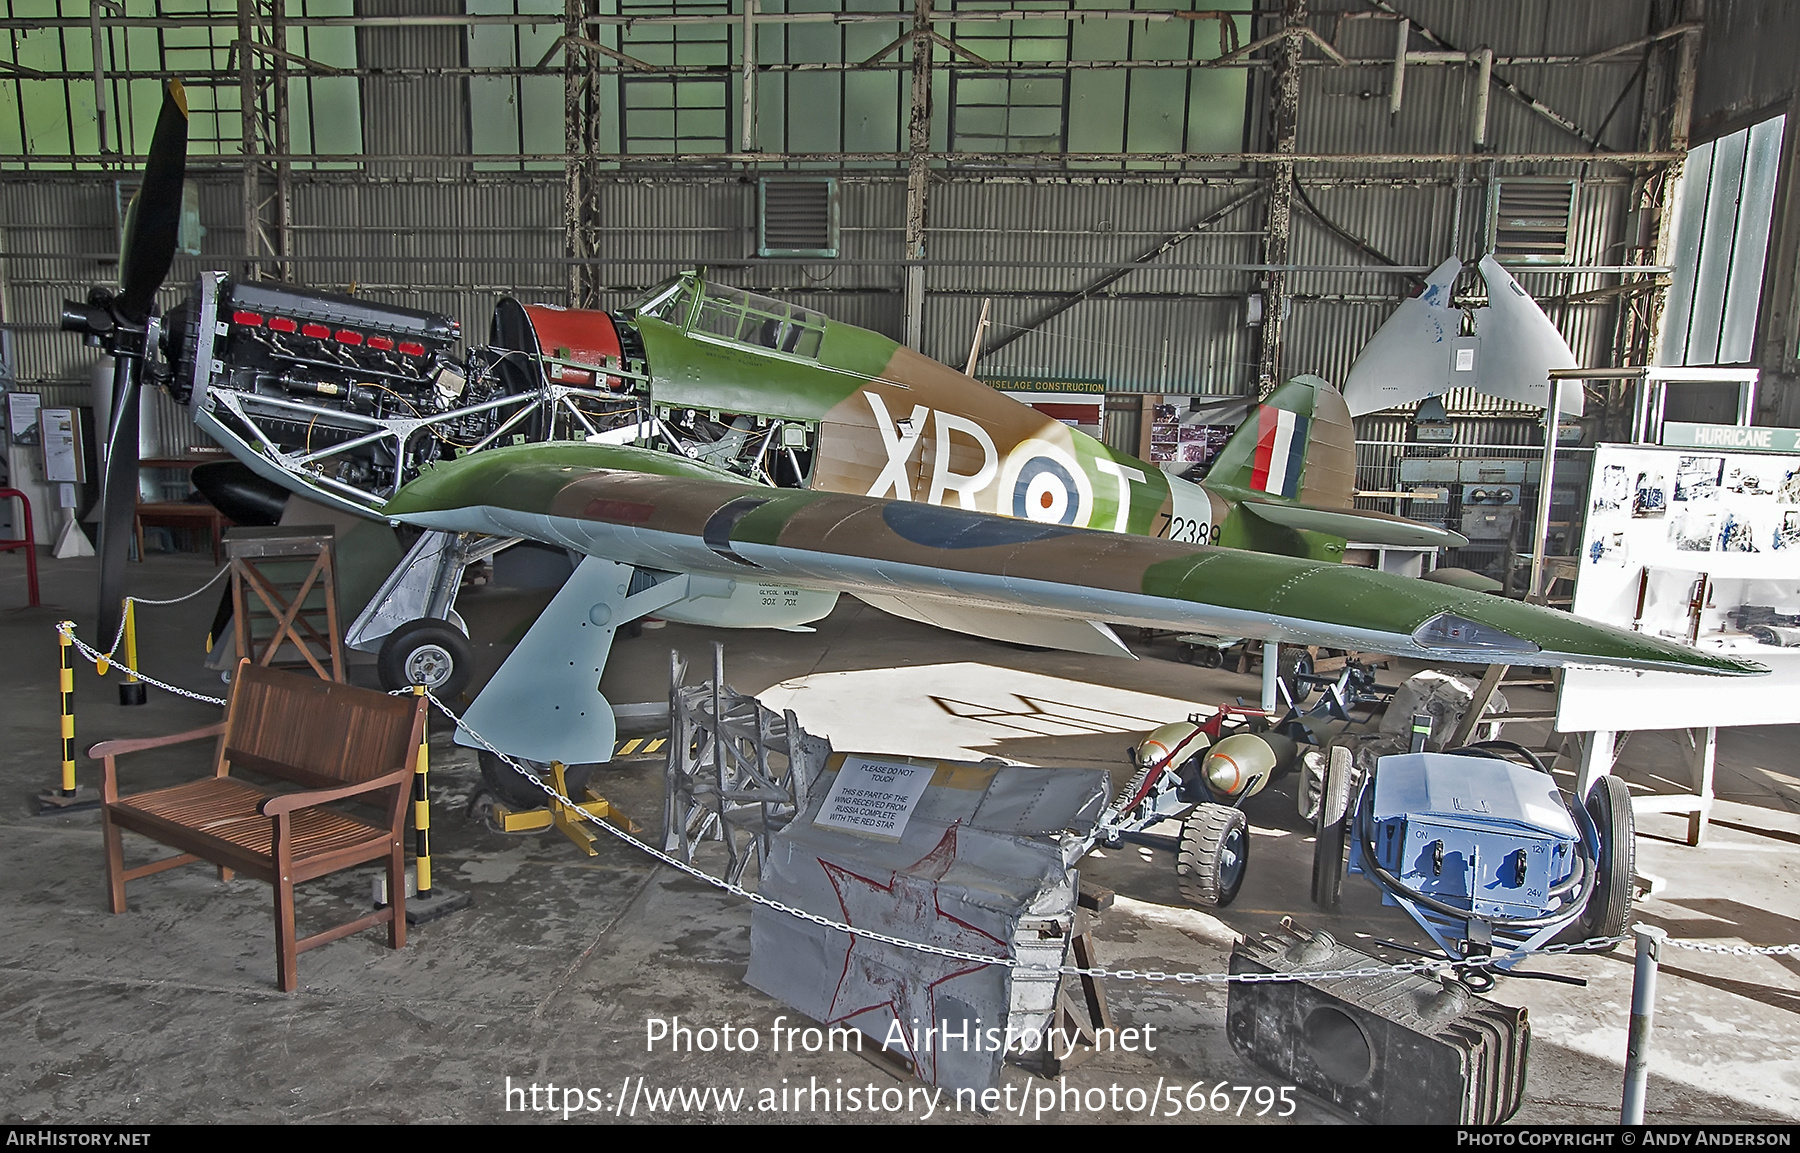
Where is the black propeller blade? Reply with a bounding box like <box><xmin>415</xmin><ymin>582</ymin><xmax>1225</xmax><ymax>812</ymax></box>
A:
<box><xmin>60</xmin><ymin>79</ymin><xmax>189</xmax><ymax>648</ymax></box>
<box><xmin>119</xmin><ymin>80</ymin><xmax>189</xmax><ymax>322</ymax></box>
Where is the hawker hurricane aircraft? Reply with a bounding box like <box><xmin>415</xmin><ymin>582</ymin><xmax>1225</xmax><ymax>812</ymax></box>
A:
<box><xmin>62</xmin><ymin>81</ymin><xmax>1763</xmax><ymax>781</ymax></box>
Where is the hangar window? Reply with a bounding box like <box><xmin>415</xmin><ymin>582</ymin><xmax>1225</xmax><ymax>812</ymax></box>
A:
<box><xmin>0</xmin><ymin>0</ymin><xmax>361</xmax><ymax>170</ymax></box>
<box><xmin>947</xmin><ymin>0</ymin><xmax>1252</xmax><ymax>170</ymax></box>
<box><xmin>950</xmin><ymin>8</ymin><xmax>1069</xmax><ymax>157</ymax></box>
<box><xmin>466</xmin><ymin>0</ymin><xmax>564</xmax><ymax>171</ymax></box>
<box><xmin>1660</xmin><ymin>114</ymin><xmax>1787</xmax><ymax>367</ymax></box>
<box><xmin>617</xmin><ymin>0</ymin><xmax>731</xmax><ymax>157</ymax></box>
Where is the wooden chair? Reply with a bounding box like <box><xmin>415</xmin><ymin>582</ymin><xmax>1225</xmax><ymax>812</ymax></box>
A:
<box><xmin>92</xmin><ymin>661</ymin><xmax>427</xmax><ymax>991</ymax></box>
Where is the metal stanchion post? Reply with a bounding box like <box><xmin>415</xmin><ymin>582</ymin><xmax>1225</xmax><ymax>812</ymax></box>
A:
<box><xmin>1621</xmin><ymin>924</ymin><xmax>1668</xmax><ymax>1125</ymax></box>
<box><xmin>37</xmin><ymin>623</ymin><xmax>100</xmax><ymax>812</ymax></box>
<box><xmin>59</xmin><ymin>624</ymin><xmax>76</xmax><ymax>792</ymax></box>
<box><xmin>399</xmin><ymin>685</ymin><xmax>469</xmax><ymax>924</ymax></box>
<box><xmin>119</xmin><ymin>599</ymin><xmax>146</xmax><ymax>706</ymax></box>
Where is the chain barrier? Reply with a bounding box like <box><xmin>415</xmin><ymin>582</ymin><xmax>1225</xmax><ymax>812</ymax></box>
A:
<box><xmin>98</xmin><ymin>566</ymin><xmax>233</xmax><ymax>661</ymax></box>
<box><xmin>62</xmin><ymin>629</ymin><xmax>1789</xmax><ymax>982</ymax></box>
<box><xmin>55</xmin><ymin>622</ymin><xmax>229</xmax><ymax>708</ymax></box>
<box><xmin>419</xmin><ymin>688</ymin><xmax>1631</xmax><ymax>986</ymax></box>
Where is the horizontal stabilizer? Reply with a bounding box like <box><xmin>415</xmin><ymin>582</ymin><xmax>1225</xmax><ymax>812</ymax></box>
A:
<box><xmin>1240</xmin><ymin>498</ymin><xmax>1469</xmax><ymax>549</ymax></box>
<box><xmin>854</xmin><ymin>592</ymin><xmax>1136</xmax><ymax>659</ymax></box>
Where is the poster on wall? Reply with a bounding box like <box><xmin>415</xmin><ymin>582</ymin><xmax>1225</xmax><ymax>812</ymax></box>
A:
<box><xmin>1557</xmin><ymin>441</ymin><xmax>1800</xmax><ymax>732</ymax></box>
<box><xmin>1145</xmin><ymin>396</ymin><xmax>1241</xmax><ymax>472</ymax></box>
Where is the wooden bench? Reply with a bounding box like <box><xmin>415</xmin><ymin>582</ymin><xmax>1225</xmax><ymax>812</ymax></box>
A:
<box><xmin>92</xmin><ymin>661</ymin><xmax>427</xmax><ymax>991</ymax></box>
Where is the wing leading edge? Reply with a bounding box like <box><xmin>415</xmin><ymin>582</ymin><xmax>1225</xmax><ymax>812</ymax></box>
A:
<box><xmin>383</xmin><ymin>444</ymin><xmax>1765</xmax><ymax>678</ymax></box>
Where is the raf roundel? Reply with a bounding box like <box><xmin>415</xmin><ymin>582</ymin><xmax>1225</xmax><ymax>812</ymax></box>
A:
<box><xmin>1001</xmin><ymin>439</ymin><xmax>1093</xmax><ymax>527</ymax></box>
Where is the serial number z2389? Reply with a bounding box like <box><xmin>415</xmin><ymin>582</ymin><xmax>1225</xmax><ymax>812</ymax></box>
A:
<box><xmin>1157</xmin><ymin>514</ymin><xmax>1218</xmax><ymax>545</ymax></box>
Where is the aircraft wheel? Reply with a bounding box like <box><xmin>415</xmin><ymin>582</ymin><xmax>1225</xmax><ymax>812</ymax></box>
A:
<box><xmin>476</xmin><ymin>751</ymin><xmax>596</xmax><ymax>812</ymax></box>
<box><xmin>1311</xmin><ymin>745</ymin><xmax>1354</xmax><ymax>912</ymax></box>
<box><xmin>378</xmin><ymin>619</ymin><xmax>473</xmax><ymax>698</ymax></box>
<box><xmin>1576</xmin><ymin>775</ymin><xmax>1636</xmax><ymax>946</ymax></box>
<box><xmin>1277</xmin><ymin>646</ymin><xmax>1315</xmax><ymax>704</ymax></box>
<box><xmin>1176</xmin><ymin>803</ymin><xmax>1249</xmax><ymax>908</ymax></box>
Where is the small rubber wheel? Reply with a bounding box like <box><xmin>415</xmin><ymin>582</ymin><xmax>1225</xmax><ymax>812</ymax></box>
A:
<box><xmin>1583</xmin><ymin>775</ymin><xmax>1636</xmax><ymax>943</ymax></box>
<box><xmin>377</xmin><ymin>619</ymin><xmax>473</xmax><ymax>697</ymax></box>
<box><xmin>476</xmin><ymin>750</ymin><xmax>596</xmax><ymax>812</ymax></box>
<box><xmin>1196</xmin><ymin>646</ymin><xmax>1224</xmax><ymax>670</ymax></box>
<box><xmin>1311</xmin><ymin>746</ymin><xmax>1353</xmax><ymax>912</ymax></box>
<box><xmin>1278</xmin><ymin>646</ymin><xmax>1315</xmax><ymax>705</ymax></box>
<box><xmin>1176</xmin><ymin>803</ymin><xmax>1249</xmax><ymax>908</ymax></box>
<box><xmin>1177</xmin><ymin>644</ymin><xmax>1196</xmax><ymax>664</ymax></box>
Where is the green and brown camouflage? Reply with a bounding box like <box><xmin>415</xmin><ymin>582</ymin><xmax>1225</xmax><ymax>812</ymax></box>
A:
<box><xmin>626</xmin><ymin>272</ymin><xmax>1461</xmax><ymax>561</ymax></box>
<box><xmin>385</xmin><ymin>442</ymin><xmax>1764</xmax><ymax>678</ymax></box>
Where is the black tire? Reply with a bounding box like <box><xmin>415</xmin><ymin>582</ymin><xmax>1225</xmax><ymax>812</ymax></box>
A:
<box><xmin>1583</xmin><ymin>775</ymin><xmax>1636</xmax><ymax>942</ymax></box>
<box><xmin>1277</xmin><ymin>646</ymin><xmax>1315</xmax><ymax>705</ymax></box>
<box><xmin>1177</xmin><ymin>644</ymin><xmax>1196</xmax><ymax>664</ymax></box>
<box><xmin>1196</xmin><ymin>646</ymin><xmax>1224</xmax><ymax>670</ymax></box>
<box><xmin>1176</xmin><ymin>803</ymin><xmax>1249</xmax><ymax>907</ymax></box>
<box><xmin>1311</xmin><ymin>747</ymin><xmax>1353</xmax><ymax>912</ymax></box>
<box><xmin>476</xmin><ymin>750</ymin><xmax>596</xmax><ymax>812</ymax></box>
<box><xmin>377</xmin><ymin>619</ymin><xmax>473</xmax><ymax>697</ymax></box>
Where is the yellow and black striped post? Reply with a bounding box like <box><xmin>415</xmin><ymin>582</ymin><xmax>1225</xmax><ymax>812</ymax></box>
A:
<box><xmin>411</xmin><ymin>684</ymin><xmax>433</xmax><ymax>898</ymax></box>
<box><xmin>119</xmin><ymin>598</ymin><xmax>146</xmax><ymax>706</ymax></box>
<box><xmin>400</xmin><ymin>685</ymin><xmax>469</xmax><ymax>922</ymax></box>
<box><xmin>58</xmin><ymin>622</ymin><xmax>76</xmax><ymax>796</ymax></box>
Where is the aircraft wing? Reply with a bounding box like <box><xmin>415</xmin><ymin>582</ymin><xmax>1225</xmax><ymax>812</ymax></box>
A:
<box><xmin>382</xmin><ymin>443</ymin><xmax>1764</xmax><ymax>678</ymax></box>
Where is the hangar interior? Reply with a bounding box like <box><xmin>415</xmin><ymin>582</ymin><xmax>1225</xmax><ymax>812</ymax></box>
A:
<box><xmin>3</xmin><ymin>0</ymin><xmax>1800</xmax><ymax>1126</ymax></box>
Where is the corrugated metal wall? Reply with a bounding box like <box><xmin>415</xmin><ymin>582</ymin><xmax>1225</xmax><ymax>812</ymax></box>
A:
<box><xmin>2</xmin><ymin>1</ymin><xmax>1678</xmax><ymax>435</ymax></box>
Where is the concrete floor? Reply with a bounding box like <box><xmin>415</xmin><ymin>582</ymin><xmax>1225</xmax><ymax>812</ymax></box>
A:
<box><xmin>3</xmin><ymin>548</ymin><xmax>1798</xmax><ymax>1125</ymax></box>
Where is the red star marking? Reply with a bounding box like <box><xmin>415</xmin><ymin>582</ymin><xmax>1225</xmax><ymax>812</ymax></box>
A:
<box><xmin>818</xmin><ymin>824</ymin><xmax>1010</xmax><ymax>1084</ymax></box>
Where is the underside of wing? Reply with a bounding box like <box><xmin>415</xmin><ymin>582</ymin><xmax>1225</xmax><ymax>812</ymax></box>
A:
<box><xmin>853</xmin><ymin>591</ymin><xmax>1135</xmax><ymax>658</ymax></box>
<box><xmin>383</xmin><ymin>444</ymin><xmax>1766</xmax><ymax>678</ymax></box>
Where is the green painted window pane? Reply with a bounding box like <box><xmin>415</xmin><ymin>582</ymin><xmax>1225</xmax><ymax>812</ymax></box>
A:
<box><xmin>676</xmin><ymin>82</ymin><xmax>724</xmax><ymax>110</ymax></box>
<box><xmin>1186</xmin><ymin>67</ymin><xmax>1246</xmax><ymax>154</ymax></box>
<box><xmin>1131</xmin><ymin>14</ymin><xmax>1191</xmax><ymax>62</ymax></box>
<box><xmin>14</xmin><ymin>28</ymin><xmax>62</xmax><ymax>71</ymax></box>
<box><xmin>842</xmin><ymin>69</ymin><xmax>895</xmax><ymax>154</ymax></box>
<box><xmin>58</xmin><ymin>26</ymin><xmax>90</xmax><ymax>72</ymax></box>
<box><xmin>1069</xmin><ymin>14</ymin><xmax>1126</xmax><ymax>61</ymax></box>
<box><xmin>1009</xmin><ymin>103</ymin><xmax>1061</xmax><ymax>138</ymax></box>
<box><xmin>308</xmin><ymin>76</ymin><xmax>361</xmax><ymax>156</ymax></box>
<box><xmin>1126</xmin><ymin>69</ymin><xmax>1185</xmax><ymax>153</ymax></box>
<box><xmin>1066</xmin><ymin>71</ymin><xmax>1123</xmax><ymax>153</ymax></box>
<box><xmin>0</xmin><ymin>84</ymin><xmax>23</xmax><ymax>155</ymax></box>
<box><xmin>632</xmin><ymin>108</ymin><xmax>674</xmax><ymax>139</ymax></box>
<box><xmin>792</xmin><ymin>17</ymin><xmax>838</xmax><ymax>64</ymax></box>
<box><xmin>787</xmin><ymin>72</ymin><xmax>840</xmax><ymax>153</ymax></box>
<box><xmin>467</xmin><ymin>25</ymin><xmax>514</xmax><ymax>68</ymax></box>
<box><xmin>520</xmin><ymin>73</ymin><xmax>561</xmax><ymax>163</ymax></box>
<box><xmin>468</xmin><ymin>74</ymin><xmax>519</xmax><ymax>155</ymax></box>
<box><xmin>958</xmin><ymin>77</ymin><xmax>1007</xmax><ymax>106</ymax></box>
<box><xmin>20</xmin><ymin>79</ymin><xmax>68</xmax><ymax>155</ymax></box>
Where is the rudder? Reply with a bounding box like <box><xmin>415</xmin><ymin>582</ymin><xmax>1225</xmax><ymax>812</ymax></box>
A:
<box><xmin>1204</xmin><ymin>374</ymin><xmax>1356</xmax><ymax>510</ymax></box>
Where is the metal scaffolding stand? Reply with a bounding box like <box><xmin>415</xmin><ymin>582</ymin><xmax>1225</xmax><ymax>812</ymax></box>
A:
<box><xmin>662</xmin><ymin>643</ymin><xmax>830</xmax><ymax>887</ymax></box>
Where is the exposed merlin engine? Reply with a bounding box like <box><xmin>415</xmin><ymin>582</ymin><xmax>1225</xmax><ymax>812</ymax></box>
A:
<box><xmin>162</xmin><ymin>273</ymin><xmax>655</xmax><ymax>514</ymax></box>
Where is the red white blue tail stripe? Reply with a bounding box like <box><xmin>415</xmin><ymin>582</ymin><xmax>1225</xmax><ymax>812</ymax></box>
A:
<box><xmin>1251</xmin><ymin>406</ymin><xmax>1309</xmax><ymax>498</ymax></box>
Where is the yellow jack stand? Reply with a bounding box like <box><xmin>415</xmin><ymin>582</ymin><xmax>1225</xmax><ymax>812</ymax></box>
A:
<box><xmin>491</xmin><ymin>761</ymin><xmax>641</xmax><ymax>856</ymax></box>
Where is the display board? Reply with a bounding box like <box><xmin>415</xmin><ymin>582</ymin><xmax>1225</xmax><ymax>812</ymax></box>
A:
<box><xmin>979</xmin><ymin>376</ymin><xmax>1104</xmax><ymax>440</ymax></box>
<box><xmin>1557</xmin><ymin>442</ymin><xmax>1800</xmax><ymax>731</ymax></box>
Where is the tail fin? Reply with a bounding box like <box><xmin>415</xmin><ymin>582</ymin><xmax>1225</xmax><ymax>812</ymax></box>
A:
<box><xmin>1205</xmin><ymin>374</ymin><xmax>1356</xmax><ymax>509</ymax></box>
